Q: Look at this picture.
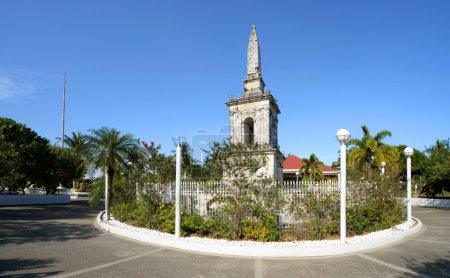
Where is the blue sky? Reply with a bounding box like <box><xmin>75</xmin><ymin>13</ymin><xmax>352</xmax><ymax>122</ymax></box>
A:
<box><xmin>1</xmin><ymin>0</ymin><xmax>449</xmax><ymax>165</ymax></box>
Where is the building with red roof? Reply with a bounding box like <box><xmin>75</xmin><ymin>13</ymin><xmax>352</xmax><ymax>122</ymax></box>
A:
<box><xmin>283</xmin><ymin>155</ymin><xmax>338</xmax><ymax>181</ymax></box>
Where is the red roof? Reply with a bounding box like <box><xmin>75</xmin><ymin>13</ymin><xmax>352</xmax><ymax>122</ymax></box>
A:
<box><xmin>283</xmin><ymin>155</ymin><xmax>337</xmax><ymax>173</ymax></box>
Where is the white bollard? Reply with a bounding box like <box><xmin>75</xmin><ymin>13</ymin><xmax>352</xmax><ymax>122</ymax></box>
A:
<box><xmin>175</xmin><ymin>144</ymin><xmax>182</xmax><ymax>238</ymax></box>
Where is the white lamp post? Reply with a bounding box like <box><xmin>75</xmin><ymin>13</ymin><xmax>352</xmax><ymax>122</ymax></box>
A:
<box><xmin>381</xmin><ymin>161</ymin><xmax>386</xmax><ymax>175</ymax></box>
<box><xmin>127</xmin><ymin>161</ymin><xmax>133</xmax><ymax>179</ymax></box>
<box><xmin>404</xmin><ymin>147</ymin><xmax>414</xmax><ymax>226</ymax></box>
<box><xmin>336</xmin><ymin>129</ymin><xmax>350</xmax><ymax>244</ymax></box>
<box><xmin>175</xmin><ymin>143</ymin><xmax>182</xmax><ymax>238</ymax></box>
<box><xmin>127</xmin><ymin>161</ymin><xmax>140</xmax><ymax>200</ymax></box>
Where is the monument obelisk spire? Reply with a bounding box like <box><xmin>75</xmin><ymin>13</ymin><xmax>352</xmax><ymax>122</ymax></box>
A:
<box><xmin>247</xmin><ymin>25</ymin><xmax>261</xmax><ymax>77</ymax></box>
<box><xmin>244</xmin><ymin>25</ymin><xmax>265</xmax><ymax>96</ymax></box>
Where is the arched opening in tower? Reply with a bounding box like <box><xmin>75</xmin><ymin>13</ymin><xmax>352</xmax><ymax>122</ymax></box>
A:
<box><xmin>243</xmin><ymin>117</ymin><xmax>255</xmax><ymax>144</ymax></box>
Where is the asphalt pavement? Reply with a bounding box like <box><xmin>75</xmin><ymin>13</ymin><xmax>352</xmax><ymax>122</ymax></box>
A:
<box><xmin>0</xmin><ymin>200</ymin><xmax>449</xmax><ymax>277</ymax></box>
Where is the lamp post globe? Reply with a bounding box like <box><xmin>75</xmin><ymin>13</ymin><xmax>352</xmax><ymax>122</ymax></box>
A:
<box><xmin>336</xmin><ymin>129</ymin><xmax>350</xmax><ymax>144</ymax></box>
<box><xmin>404</xmin><ymin>147</ymin><xmax>414</xmax><ymax>157</ymax></box>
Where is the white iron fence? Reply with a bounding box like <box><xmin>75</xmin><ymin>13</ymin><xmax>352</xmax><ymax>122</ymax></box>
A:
<box><xmin>142</xmin><ymin>180</ymin><xmax>348</xmax><ymax>227</ymax></box>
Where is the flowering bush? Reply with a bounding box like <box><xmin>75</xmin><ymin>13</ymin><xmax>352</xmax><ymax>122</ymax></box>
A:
<box><xmin>140</xmin><ymin>139</ymin><xmax>175</xmax><ymax>183</ymax></box>
<box><xmin>347</xmin><ymin>176</ymin><xmax>405</xmax><ymax>235</ymax></box>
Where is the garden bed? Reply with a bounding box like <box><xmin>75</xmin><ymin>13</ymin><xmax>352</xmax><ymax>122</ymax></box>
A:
<box><xmin>97</xmin><ymin>211</ymin><xmax>421</xmax><ymax>257</ymax></box>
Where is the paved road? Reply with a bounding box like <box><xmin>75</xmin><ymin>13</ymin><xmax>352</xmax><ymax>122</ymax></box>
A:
<box><xmin>0</xmin><ymin>200</ymin><xmax>449</xmax><ymax>278</ymax></box>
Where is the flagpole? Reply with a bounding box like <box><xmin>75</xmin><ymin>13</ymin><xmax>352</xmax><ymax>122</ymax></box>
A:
<box><xmin>61</xmin><ymin>72</ymin><xmax>67</xmax><ymax>148</ymax></box>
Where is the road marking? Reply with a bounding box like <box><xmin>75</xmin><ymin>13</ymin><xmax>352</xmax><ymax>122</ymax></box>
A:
<box><xmin>255</xmin><ymin>258</ymin><xmax>263</xmax><ymax>278</ymax></box>
<box><xmin>53</xmin><ymin>248</ymin><xmax>164</xmax><ymax>278</ymax></box>
<box><xmin>356</xmin><ymin>254</ymin><xmax>431</xmax><ymax>278</ymax></box>
<box><xmin>412</xmin><ymin>239</ymin><xmax>450</xmax><ymax>245</ymax></box>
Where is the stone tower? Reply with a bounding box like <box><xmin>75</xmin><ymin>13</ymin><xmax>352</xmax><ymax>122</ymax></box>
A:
<box><xmin>226</xmin><ymin>25</ymin><xmax>283</xmax><ymax>180</ymax></box>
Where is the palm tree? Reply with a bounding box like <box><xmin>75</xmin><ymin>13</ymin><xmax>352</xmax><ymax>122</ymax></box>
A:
<box><xmin>347</xmin><ymin>125</ymin><xmax>399</xmax><ymax>175</ymax></box>
<box><xmin>64</xmin><ymin>132</ymin><xmax>92</xmax><ymax>189</ymax></box>
<box><xmin>299</xmin><ymin>154</ymin><xmax>324</xmax><ymax>181</ymax></box>
<box><xmin>64</xmin><ymin>131</ymin><xmax>90</xmax><ymax>156</ymax></box>
<box><xmin>88</xmin><ymin>127</ymin><xmax>138</xmax><ymax>220</ymax></box>
<box><xmin>171</xmin><ymin>141</ymin><xmax>194</xmax><ymax>179</ymax></box>
<box><xmin>426</xmin><ymin>139</ymin><xmax>449</xmax><ymax>163</ymax></box>
<box><xmin>180</xmin><ymin>141</ymin><xmax>193</xmax><ymax>178</ymax></box>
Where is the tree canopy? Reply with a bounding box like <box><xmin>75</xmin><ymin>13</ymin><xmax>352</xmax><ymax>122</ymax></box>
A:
<box><xmin>87</xmin><ymin>127</ymin><xmax>139</xmax><ymax>219</ymax></box>
<box><xmin>0</xmin><ymin>117</ymin><xmax>82</xmax><ymax>193</ymax></box>
<box><xmin>347</xmin><ymin>125</ymin><xmax>399</xmax><ymax>176</ymax></box>
<box><xmin>299</xmin><ymin>154</ymin><xmax>324</xmax><ymax>181</ymax></box>
<box><xmin>421</xmin><ymin>139</ymin><xmax>450</xmax><ymax>196</ymax></box>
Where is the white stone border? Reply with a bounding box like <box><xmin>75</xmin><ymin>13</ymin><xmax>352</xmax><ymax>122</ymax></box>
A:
<box><xmin>97</xmin><ymin>212</ymin><xmax>422</xmax><ymax>257</ymax></box>
<box><xmin>412</xmin><ymin>198</ymin><xmax>450</xmax><ymax>208</ymax></box>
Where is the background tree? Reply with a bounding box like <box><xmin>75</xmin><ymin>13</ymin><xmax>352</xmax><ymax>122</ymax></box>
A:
<box><xmin>200</xmin><ymin>141</ymin><xmax>228</xmax><ymax>180</ymax></box>
<box><xmin>0</xmin><ymin>117</ymin><xmax>56</xmax><ymax>193</ymax></box>
<box><xmin>141</xmin><ymin>140</ymin><xmax>176</xmax><ymax>184</ymax></box>
<box><xmin>396</xmin><ymin>145</ymin><xmax>428</xmax><ymax>182</ymax></box>
<box><xmin>48</xmin><ymin>147</ymin><xmax>85</xmax><ymax>191</ymax></box>
<box><xmin>421</xmin><ymin>139</ymin><xmax>450</xmax><ymax>196</ymax></box>
<box><xmin>299</xmin><ymin>154</ymin><xmax>324</xmax><ymax>180</ymax></box>
<box><xmin>170</xmin><ymin>141</ymin><xmax>194</xmax><ymax>179</ymax></box>
<box><xmin>63</xmin><ymin>131</ymin><xmax>92</xmax><ymax>190</ymax></box>
<box><xmin>88</xmin><ymin>127</ymin><xmax>139</xmax><ymax>220</ymax></box>
<box><xmin>64</xmin><ymin>131</ymin><xmax>91</xmax><ymax>156</ymax></box>
<box><xmin>347</xmin><ymin>125</ymin><xmax>399</xmax><ymax>176</ymax></box>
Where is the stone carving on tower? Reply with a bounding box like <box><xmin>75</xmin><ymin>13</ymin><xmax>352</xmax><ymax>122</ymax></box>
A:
<box><xmin>226</xmin><ymin>25</ymin><xmax>283</xmax><ymax>181</ymax></box>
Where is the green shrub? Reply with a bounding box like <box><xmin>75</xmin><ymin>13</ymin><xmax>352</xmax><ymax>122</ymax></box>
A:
<box><xmin>182</xmin><ymin>214</ymin><xmax>208</xmax><ymax>235</ymax></box>
<box><xmin>110</xmin><ymin>201</ymin><xmax>137</xmax><ymax>222</ymax></box>
<box><xmin>291</xmin><ymin>189</ymin><xmax>340</xmax><ymax>240</ymax></box>
<box><xmin>204</xmin><ymin>216</ymin><xmax>236</xmax><ymax>239</ymax></box>
<box><xmin>347</xmin><ymin>177</ymin><xmax>405</xmax><ymax>235</ymax></box>
<box><xmin>130</xmin><ymin>201</ymin><xmax>156</xmax><ymax>228</ymax></box>
<box><xmin>348</xmin><ymin>199</ymin><xmax>401</xmax><ymax>235</ymax></box>
<box><xmin>242</xmin><ymin>215</ymin><xmax>279</xmax><ymax>242</ymax></box>
<box><xmin>111</xmin><ymin>193</ymin><xmax>176</xmax><ymax>234</ymax></box>
<box><xmin>156</xmin><ymin>205</ymin><xmax>176</xmax><ymax>234</ymax></box>
<box><xmin>110</xmin><ymin>173</ymin><xmax>407</xmax><ymax>241</ymax></box>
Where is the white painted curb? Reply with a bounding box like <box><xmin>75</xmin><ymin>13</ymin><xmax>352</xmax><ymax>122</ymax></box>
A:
<box><xmin>412</xmin><ymin>198</ymin><xmax>450</xmax><ymax>208</ymax></box>
<box><xmin>97</xmin><ymin>212</ymin><xmax>422</xmax><ymax>257</ymax></box>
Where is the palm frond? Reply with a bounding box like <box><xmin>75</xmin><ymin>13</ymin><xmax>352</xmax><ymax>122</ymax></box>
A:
<box><xmin>374</xmin><ymin>130</ymin><xmax>392</xmax><ymax>143</ymax></box>
<box><xmin>361</xmin><ymin>125</ymin><xmax>371</xmax><ymax>139</ymax></box>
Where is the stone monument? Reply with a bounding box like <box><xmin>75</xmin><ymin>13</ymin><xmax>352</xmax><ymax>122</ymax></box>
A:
<box><xmin>226</xmin><ymin>25</ymin><xmax>283</xmax><ymax>181</ymax></box>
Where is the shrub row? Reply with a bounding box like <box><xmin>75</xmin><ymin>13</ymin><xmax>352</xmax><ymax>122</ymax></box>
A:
<box><xmin>110</xmin><ymin>178</ymin><xmax>406</xmax><ymax>242</ymax></box>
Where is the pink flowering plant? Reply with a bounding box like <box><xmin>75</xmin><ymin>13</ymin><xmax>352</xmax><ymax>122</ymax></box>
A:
<box><xmin>141</xmin><ymin>140</ymin><xmax>175</xmax><ymax>184</ymax></box>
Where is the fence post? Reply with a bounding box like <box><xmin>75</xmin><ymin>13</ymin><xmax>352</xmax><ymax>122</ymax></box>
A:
<box><xmin>175</xmin><ymin>144</ymin><xmax>182</xmax><ymax>238</ymax></box>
